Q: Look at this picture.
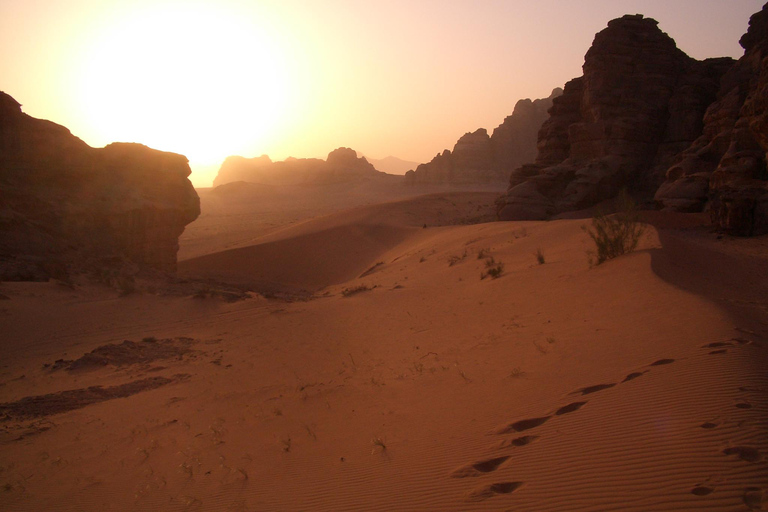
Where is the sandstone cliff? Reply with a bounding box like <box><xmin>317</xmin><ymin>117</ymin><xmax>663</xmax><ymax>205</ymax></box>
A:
<box><xmin>212</xmin><ymin>147</ymin><xmax>382</xmax><ymax>188</ymax></box>
<box><xmin>404</xmin><ymin>89</ymin><xmax>562</xmax><ymax>185</ymax></box>
<box><xmin>497</xmin><ymin>15</ymin><xmax>734</xmax><ymax>221</ymax></box>
<box><xmin>656</xmin><ymin>4</ymin><xmax>768</xmax><ymax>235</ymax></box>
<box><xmin>498</xmin><ymin>7</ymin><xmax>768</xmax><ymax>236</ymax></box>
<box><xmin>0</xmin><ymin>91</ymin><xmax>200</xmax><ymax>278</ymax></box>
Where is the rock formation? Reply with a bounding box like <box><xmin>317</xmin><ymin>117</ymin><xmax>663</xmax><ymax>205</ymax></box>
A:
<box><xmin>498</xmin><ymin>6</ymin><xmax>768</xmax><ymax>235</ymax></box>
<box><xmin>0</xmin><ymin>91</ymin><xmax>200</xmax><ymax>278</ymax></box>
<box><xmin>656</xmin><ymin>4</ymin><xmax>768</xmax><ymax>235</ymax></box>
<box><xmin>497</xmin><ymin>14</ymin><xmax>734</xmax><ymax>221</ymax></box>
<box><xmin>212</xmin><ymin>147</ymin><xmax>382</xmax><ymax>187</ymax></box>
<box><xmin>404</xmin><ymin>89</ymin><xmax>562</xmax><ymax>185</ymax></box>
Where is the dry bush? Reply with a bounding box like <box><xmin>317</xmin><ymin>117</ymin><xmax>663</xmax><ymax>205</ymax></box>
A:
<box><xmin>583</xmin><ymin>191</ymin><xmax>645</xmax><ymax>266</ymax></box>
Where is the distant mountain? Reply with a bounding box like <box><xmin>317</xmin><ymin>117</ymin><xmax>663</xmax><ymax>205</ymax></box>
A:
<box><xmin>365</xmin><ymin>155</ymin><xmax>420</xmax><ymax>175</ymax></box>
<box><xmin>404</xmin><ymin>89</ymin><xmax>562</xmax><ymax>185</ymax></box>
<box><xmin>212</xmin><ymin>147</ymin><xmax>384</xmax><ymax>188</ymax></box>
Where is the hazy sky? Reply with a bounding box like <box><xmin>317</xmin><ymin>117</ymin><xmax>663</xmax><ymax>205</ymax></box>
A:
<box><xmin>1</xmin><ymin>0</ymin><xmax>764</xmax><ymax>186</ymax></box>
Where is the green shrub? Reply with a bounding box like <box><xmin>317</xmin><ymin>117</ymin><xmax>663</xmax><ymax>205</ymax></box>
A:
<box><xmin>583</xmin><ymin>191</ymin><xmax>645</xmax><ymax>266</ymax></box>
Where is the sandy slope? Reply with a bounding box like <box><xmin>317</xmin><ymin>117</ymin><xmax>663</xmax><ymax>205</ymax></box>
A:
<box><xmin>1</xmin><ymin>193</ymin><xmax>767</xmax><ymax>511</ymax></box>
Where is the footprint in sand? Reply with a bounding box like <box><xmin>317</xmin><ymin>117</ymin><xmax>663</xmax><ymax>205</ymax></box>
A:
<box><xmin>555</xmin><ymin>401</ymin><xmax>587</xmax><ymax>416</ymax></box>
<box><xmin>493</xmin><ymin>435</ymin><xmax>539</xmax><ymax>450</ymax></box>
<box><xmin>511</xmin><ymin>435</ymin><xmax>538</xmax><ymax>446</ymax></box>
<box><xmin>700</xmin><ymin>421</ymin><xmax>719</xmax><ymax>429</ymax></box>
<box><xmin>649</xmin><ymin>358</ymin><xmax>675</xmax><ymax>366</ymax></box>
<box><xmin>744</xmin><ymin>487</ymin><xmax>766</xmax><ymax>510</ymax></box>
<box><xmin>708</xmin><ymin>349</ymin><xmax>728</xmax><ymax>355</ymax></box>
<box><xmin>450</xmin><ymin>456</ymin><xmax>510</xmax><ymax>478</ymax></box>
<box><xmin>492</xmin><ymin>416</ymin><xmax>551</xmax><ymax>435</ymax></box>
<box><xmin>723</xmin><ymin>446</ymin><xmax>762</xmax><ymax>463</ymax></box>
<box><xmin>703</xmin><ymin>341</ymin><xmax>734</xmax><ymax>349</ymax></box>
<box><xmin>467</xmin><ymin>481</ymin><xmax>524</xmax><ymax>501</ymax></box>
<box><xmin>691</xmin><ymin>485</ymin><xmax>714</xmax><ymax>496</ymax></box>
<box><xmin>622</xmin><ymin>371</ymin><xmax>646</xmax><ymax>383</ymax></box>
<box><xmin>735</xmin><ymin>402</ymin><xmax>753</xmax><ymax>409</ymax></box>
<box><xmin>572</xmin><ymin>383</ymin><xmax>615</xmax><ymax>396</ymax></box>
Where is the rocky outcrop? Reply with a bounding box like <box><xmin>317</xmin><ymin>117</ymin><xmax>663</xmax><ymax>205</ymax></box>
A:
<box><xmin>213</xmin><ymin>147</ymin><xmax>381</xmax><ymax>187</ymax></box>
<box><xmin>0</xmin><ymin>91</ymin><xmax>200</xmax><ymax>278</ymax></box>
<box><xmin>404</xmin><ymin>89</ymin><xmax>562</xmax><ymax>185</ymax></box>
<box><xmin>656</xmin><ymin>4</ymin><xmax>768</xmax><ymax>235</ymax></box>
<box><xmin>497</xmin><ymin>14</ymin><xmax>734</xmax><ymax>221</ymax></box>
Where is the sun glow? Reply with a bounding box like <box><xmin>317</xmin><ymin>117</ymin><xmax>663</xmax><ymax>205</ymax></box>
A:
<box><xmin>75</xmin><ymin>3</ymin><xmax>295</xmax><ymax>168</ymax></box>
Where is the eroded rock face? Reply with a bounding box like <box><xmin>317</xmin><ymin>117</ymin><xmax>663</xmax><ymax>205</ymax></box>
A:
<box><xmin>497</xmin><ymin>14</ymin><xmax>734</xmax><ymax>221</ymax></box>
<box><xmin>212</xmin><ymin>147</ymin><xmax>381</xmax><ymax>187</ymax></box>
<box><xmin>404</xmin><ymin>89</ymin><xmax>562</xmax><ymax>185</ymax></box>
<box><xmin>656</xmin><ymin>4</ymin><xmax>768</xmax><ymax>235</ymax></box>
<box><xmin>0</xmin><ymin>91</ymin><xmax>200</xmax><ymax>277</ymax></box>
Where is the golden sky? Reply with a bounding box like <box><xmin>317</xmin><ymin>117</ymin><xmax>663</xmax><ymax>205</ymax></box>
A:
<box><xmin>1</xmin><ymin>0</ymin><xmax>763</xmax><ymax>186</ymax></box>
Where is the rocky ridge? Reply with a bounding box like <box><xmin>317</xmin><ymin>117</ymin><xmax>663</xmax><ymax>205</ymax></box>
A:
<box><xmin>0</xmin><ymin>91</ymin><xmax>200</xmax><ymax>278</ymax></box>
<box><xmin>404</xmin><ymin>89</ymin><xmax>562</xmax><ymax>185</ymax></box>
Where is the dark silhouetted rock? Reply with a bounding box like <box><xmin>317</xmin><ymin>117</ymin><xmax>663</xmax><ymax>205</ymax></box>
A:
<box><xmin>212</xmin><ymin>147</ymin><xmax>382</xmax><ymax>187</ymax></box>
<box><xmin>0</xmin><ymin>91</ymin><xmax>200</xmax><ymax>278</ymax></box>
<box><xmin>405</xmin><ymin>89</ymin><xmax>562</xmax><ymax>185</ymax></box>
<box><xmin>656</xmin><ymin>4</ymin><xmax>768</xmax><ymax>235</ymax></box>
<box><xmin>497</xmin><ymin>14</ymin><xmax>735</xmax><ymax>222</ymax></box>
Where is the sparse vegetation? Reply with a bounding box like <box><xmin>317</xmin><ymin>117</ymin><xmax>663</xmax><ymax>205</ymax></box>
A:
<box><xmin>477</xmin><ymin>248</ymin><xmax>490</xmax><ymax>260</ymax></box>
<box><xmin>342</xmin><ymin>284</ymin><xmax>375</xmax><ymax>297</ymax></box>
<box><xmin>448</xmin><ymin>250</ymin><xmax>468</xmax><ymax>267</ymax></box>
<box><xmin>481</xmin><ymin>256</ymin><xmax>505</xmax><ymax>280</ymax></box>
<box><xmin>535</xmin><ymin>248</ymin><xmax>546</xmax><ymax>265</ymax></box>
<box><xmin>583</xmin><ymin>190</ymin><xmax>645</xmax><ymax>266</ymax></box>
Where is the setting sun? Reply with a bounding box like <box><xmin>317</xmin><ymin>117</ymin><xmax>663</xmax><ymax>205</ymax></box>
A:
<box><xmin>75</xmin><ymin>2</ymin><xmax>295</xmax><ymax>167</ymax></box>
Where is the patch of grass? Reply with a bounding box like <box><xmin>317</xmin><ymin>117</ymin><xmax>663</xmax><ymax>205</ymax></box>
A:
<box><xmin>477</xmin><ymin>248</ymin><xmax>490</xmax><ymax>260</ymax></box>
<box><xmin>583</xmin><ymin>190</ymin><xmax>645</xmax><ymax>266</ymax></box>
<box><xmin>448</xmin><ymin>250</ymin><xmax>468</xmax><ymax>267</ymax></box>
<box><xmin>481</xmin><ymin>256</ymin><xmax>505</xmax><ymax>280</ymax></box>
<box><xmin>342</xmin><ymin>284</ymin><xmax>375</xmax><ymax>297</ymax></box>
<box><xmin>535</xmin><ymin>248</ymin><xmax>545</xmax><ymax>265</ymax></box>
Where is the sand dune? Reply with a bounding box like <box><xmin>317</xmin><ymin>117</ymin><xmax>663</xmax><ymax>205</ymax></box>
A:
<box><xmin>178</xmin><ymin>192</ymin><xmax>499</xmax><ymax>293</ymax></box>
<box><xmin>1</xmin><ymin>192</ymin><xmax>767</xmax><ymax>511</ymax></box>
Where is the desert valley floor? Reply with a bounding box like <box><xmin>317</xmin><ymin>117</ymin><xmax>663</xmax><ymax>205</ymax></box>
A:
<box><xmin>1</xmin><ymin>187</ymin><xmax>767</xmax><ymax>511</ymax></box>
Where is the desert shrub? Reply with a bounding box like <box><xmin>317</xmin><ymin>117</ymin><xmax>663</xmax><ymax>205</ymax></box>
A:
<box><xmin>481</xmin><ymin>257</ymin><xmax>504</xmax><ymax>279</ymax></box>
<box><xmin>583</xmin><ymin>191</ymin><xmax>645</xmax><ymax>266</ymax></box>
<box><xmin>448</xmin><ymin>250</ymin><xmax>468</xmax><ymax>267</ymax></box>
<box><xmin>342</xmin><ymin>284</ymin><xmax>374</xmax><ymax>297</ymax></box>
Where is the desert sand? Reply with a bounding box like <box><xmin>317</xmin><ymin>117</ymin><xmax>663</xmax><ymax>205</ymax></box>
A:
<box><xmin>1</xmin><ymin>188</ymin><xmax>767</xmax><ymax>511</ymax></box>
